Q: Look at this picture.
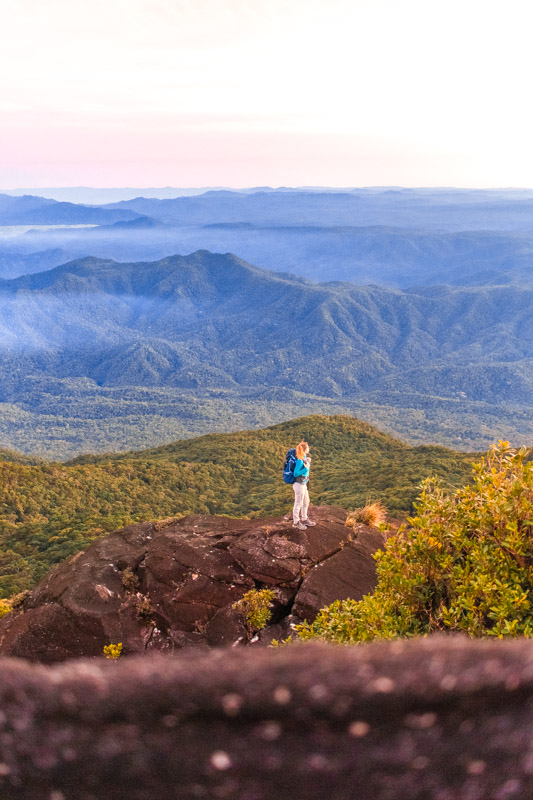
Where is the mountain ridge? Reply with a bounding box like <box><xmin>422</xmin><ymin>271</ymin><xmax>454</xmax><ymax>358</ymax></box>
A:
<box><xmin>2</xmin><ymin>250</ymin><xmax>532</xmax><ymax>383</ymax></box>
<box><xmin>1</xmin><ymin>246</ymin><xmax>533</xmax><ymax>456</ymax></box>
<box><xmin>0</xmin><ymin>192</ymin><xmax>139</xmax><ymax>225</ymax></box>
<box><xmin>101</xmin><ymin>189</ymin><xmax>533</xmax><ymax>231</ymax></box>
<box><xmin>1</xmin><ymin>249</ymin><xmax>533</xmax><ymax>457</ymax></box>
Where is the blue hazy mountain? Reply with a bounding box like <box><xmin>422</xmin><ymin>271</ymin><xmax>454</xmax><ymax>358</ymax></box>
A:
<box><xmin>2</xmin><ymin>248</ymin><xmax>533</xmax><ymax>457</ymax></box>
<box><xmin>104</xmin><ymin>189</ymin><xmax>533</xmax><ymax>231</ymax></box>
<box><xmin>0</xmin><ymin>248</ymin><xmax>76</xmax><ymax>279</ymax></box>
<box><xmin>1</xmin><ymin>251</ymin><xmax>532</xmax><ymax>402</ymax></box>
<box><xmin>1</xmin><ymin>187</ymin><xmax>227</xmax><ymax>204</ymax></box>
<box><xmin>6</xmin><ymin>185</ymin><xmax>533</xmax><ymax>205</ymax></box>
<box><xmin>2</xmin><ymin>189</ymin><xmax>533</xmax><ymax>456</ymax></box>
<box><xmin>98</xmin><ymin>215</ymin><xmax>168</xmax><ymax>231</ymax></box>
<box><xmin>0</xmin><ymin>193</ymin><xmax>139</xmax><ymax>225</ymax></box>
<box><xmin>3</xmin><ymin>222</ymin><xmax>533</xmax><ymax>288</ymax></box>
<box><xmin>2</xmin><ymin>188</ymin><xmax>533</xmax><ymax>286</ymax></box>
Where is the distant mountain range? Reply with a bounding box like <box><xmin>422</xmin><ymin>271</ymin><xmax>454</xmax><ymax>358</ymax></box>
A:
<box><xmin>3</xmin><ymin>224</ymin><xmax>533</xmax><ymax>287</ymax></box>
<box><xmin>1</xmin><ymin>187</ymin><xmax>226</xmax><ymax>204</ymax></box>
<box><xmin>0</xmin><ymin>193</ymin><xmax>138</xmax><ymax>225</ymax></box>
<box><xmin>2</xmin><ymin>186</ymin><xmax>356</xmax><ymax>204</ymax></box>
<box><xmin>2</xmin><ymin>189</ymin><xmax>533</xmax><ymax>287</ymax></box>
<box><xmin>1</xmin><ymin>250</ymin><xmax>532</xmax><ymax>417</ymax></box>
<box><xmin>103</xmin><ymin>189</ymin><xmax>533</xmax><ymax>231</ymax></box>
<box><xmin>1</xmin><ymin>189</ymin><xmax>533</xmax><ymax>456</ymax></box>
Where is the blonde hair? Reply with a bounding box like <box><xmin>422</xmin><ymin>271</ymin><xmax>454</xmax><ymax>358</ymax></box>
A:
<box><xmin>295</xmin><ymin>441</ymin><xmax>309</xmax><ymax>460</ymax></box>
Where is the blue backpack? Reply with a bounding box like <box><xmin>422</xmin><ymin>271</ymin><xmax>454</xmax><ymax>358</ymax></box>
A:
<box><xmin>283</xmin><ymin>448</ymin><xmax>297</xmax><ymax>484</ymax></box>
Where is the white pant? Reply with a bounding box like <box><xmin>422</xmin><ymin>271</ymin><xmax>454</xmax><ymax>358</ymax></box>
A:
<box><xmin>293</xmin><ymin>482</ymin><xmax>310</xmax><ymax>523</ymax></box>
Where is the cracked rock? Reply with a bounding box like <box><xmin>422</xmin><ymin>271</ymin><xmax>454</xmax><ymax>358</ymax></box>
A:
<box><xmin>0</xmin><ymin>506</ymin><xmax>384</xmax><ymax>662</ymax></box>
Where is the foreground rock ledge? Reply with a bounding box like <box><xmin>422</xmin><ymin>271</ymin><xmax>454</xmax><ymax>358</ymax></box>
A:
<box><xmin>2</xmin><ymin>638</ymin><xmax>533</xmax><ymax>799</ymax></box>
<box><xmin>0</xmin><ymin>506</ymin><xmax>385</xmax><ymax>662</ymax></box>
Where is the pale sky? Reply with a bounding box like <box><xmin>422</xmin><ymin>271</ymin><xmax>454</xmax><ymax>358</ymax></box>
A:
<box><xmin>1</xmin><ymin>0</ymin><xmax>532</xmax><ymax>188</ymax></box>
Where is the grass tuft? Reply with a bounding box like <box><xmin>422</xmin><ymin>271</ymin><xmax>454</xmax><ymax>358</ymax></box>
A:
<box><xmin>346</xmin><ymin>500</ymin><xmax>387</xmax><ymax>528</ymax></box>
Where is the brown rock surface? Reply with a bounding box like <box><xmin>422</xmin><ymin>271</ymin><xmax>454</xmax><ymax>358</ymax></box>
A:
<box><xmin>1</xmin><ymin>638</ymin><xmax>533</xmax><ymax>799</ymax></box>
<box><xmin>0</xmin><ymin>506</ymin><xmax>384</xmax><ymax>662</ymax></box>
<box><xmin>293</xmin><ymin>526</ymin><xmax>386</xmax><ymax>621</ymax></box>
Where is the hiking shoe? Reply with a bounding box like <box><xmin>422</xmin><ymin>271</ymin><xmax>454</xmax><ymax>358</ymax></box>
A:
<box><xmin>292</xmin><ymin>522</ymin><xmax>307</xmax><ymax>530</ymax></box>
<box><xmin>302</xmin><ymin>519</ymin><xmax>316</xmax><ymax>527</ymax></box>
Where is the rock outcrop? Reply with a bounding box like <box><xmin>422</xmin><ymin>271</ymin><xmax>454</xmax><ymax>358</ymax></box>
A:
<box><xmin>1</xmin><ymin>637</ymin><xmax>533</xmax><ymax>799</ymax></box>
<box><xmin>0</xmin><ymin>506</ymin><xmax>385</xmax><ymax>662</ymax></box>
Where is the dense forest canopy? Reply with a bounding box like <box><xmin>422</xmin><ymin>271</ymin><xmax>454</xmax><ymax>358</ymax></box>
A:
<box><xmin>0</xmin><ymin>415</ymin><xmax>476</xmax><ymax>597</ymax></box>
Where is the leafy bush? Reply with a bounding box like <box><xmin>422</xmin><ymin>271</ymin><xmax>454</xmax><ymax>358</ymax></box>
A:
<box><xmin>233</xmin><ymin>589</ymin><xmax>276</xmax><ymax>635</ymax></box>
<box><xmin>297</xmin><ymin>441</ymin><xmax>533</xmax><ymax>643</ymax></box>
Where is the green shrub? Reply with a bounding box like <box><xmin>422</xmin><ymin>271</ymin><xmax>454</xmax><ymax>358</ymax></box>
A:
<box><xmin>233</xmin><ymin>589</ymin><xmax>276</xmax><ymax>634</ymax></box>
<box><xmin>297</xmin><ymin>441</ymin><xmax>533</xmax><ymax>643</ymax></box>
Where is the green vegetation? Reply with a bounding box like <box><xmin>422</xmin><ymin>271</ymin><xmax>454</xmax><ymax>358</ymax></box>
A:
<box><xmin>0</xmin><ymin>446</ymin><xmax>44</xmax><ymax>465</ymax></box>
<box><xmin>233</xmin><ymin>589</ymin><xmax>276</xmax><ymax>635</ymax></box>
<box><xmin>3</xmin><ymin>384</ymin><xmax>533</xmax><ymax>460</ymax></box>
<box><xmin>0</xmin><ymin>415</ymin><xmax>476</xmax><ymax>597</ymax></box>
<box><xmin>297</xmin><ymin>441</ymin><xmax>533</xmax><ymax>643</ymax></box>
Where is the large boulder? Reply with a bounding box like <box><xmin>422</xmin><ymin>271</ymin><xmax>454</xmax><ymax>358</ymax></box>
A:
<box><xmin>293</xmin><ymin>528</ymin><xmax>386</xmax><ymax>621</ymax></box>
<box><xmin>1</xmin><ymin>638</ymin><xmax>533</xmax><ymax>799</ymax></box>
<box><xmin>0</xmin><ymin>506</ymin><xmax>385</xmax><ymax>662</ymax></box>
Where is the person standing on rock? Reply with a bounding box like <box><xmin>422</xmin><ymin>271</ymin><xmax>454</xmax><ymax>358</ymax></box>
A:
<box><xmin>292</xmin><ymin>441</ymin><xmax>316</xmax><ymax>530</ymax></box>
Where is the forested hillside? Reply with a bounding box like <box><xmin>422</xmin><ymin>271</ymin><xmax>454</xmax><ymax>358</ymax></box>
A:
<box><xmin>1</xmin><ymin>250</ymin><xmax>533</xmax><ymax>457</ymax></box>
<box><xmin>0</xmin><ymin>415</ymin><xmax>476</xmax><ymax>596</ymax></box>
<box><xmin>0</xmin><ymin>448</ymin><xmax>43</xmax><ymax>465</ymax></box>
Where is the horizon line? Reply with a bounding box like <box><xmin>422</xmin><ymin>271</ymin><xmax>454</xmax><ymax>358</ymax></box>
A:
<box><xmin>3</xmin><ymin>184</ymin><xmax>533</xmax><ymax>192</ymax></box>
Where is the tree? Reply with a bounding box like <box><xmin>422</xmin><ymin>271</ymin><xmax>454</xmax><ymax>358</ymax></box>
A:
<box><xmin>297</xmin><ymin>442</ymin><xmax>533</xmax><ymax>643</ymax></box>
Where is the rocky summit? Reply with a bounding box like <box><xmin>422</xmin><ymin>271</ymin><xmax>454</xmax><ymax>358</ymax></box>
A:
<box><xmin>0</xmin><ymin>506</ymin><xmax>385</xmax><ymax>662</ymax></box>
